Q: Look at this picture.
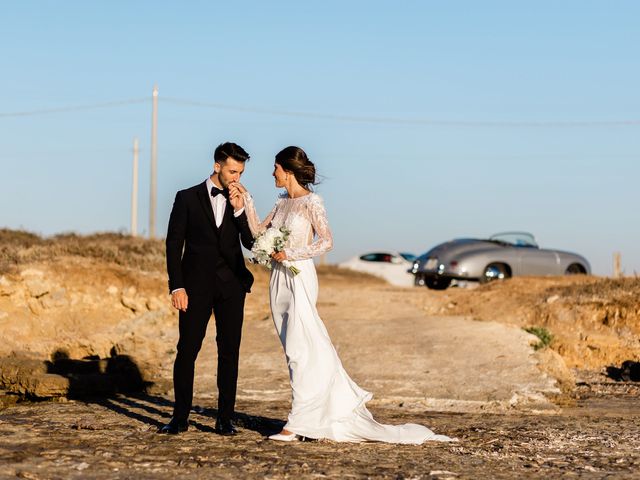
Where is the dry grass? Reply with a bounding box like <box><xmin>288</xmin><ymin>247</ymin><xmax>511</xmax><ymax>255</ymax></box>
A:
<box><xmin>544</xmin><ymin>277</ymin><xmax>640</xmax><ymax>310</ymax></box>
<box><xmin>0</xmin><ymin>229</ymin><xmax>165</xmax><ymax>274</ymax></box>
<box><xmin>0</xmin><ymin>229</ymin><xmax>384</xmax><ymax>284</ymax></box>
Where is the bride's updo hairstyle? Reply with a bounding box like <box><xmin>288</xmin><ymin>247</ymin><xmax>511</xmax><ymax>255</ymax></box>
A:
<box><xmin>275</xmin><ymin>146</ymin><xmax>318</xmax><ymax>189</ymax></box>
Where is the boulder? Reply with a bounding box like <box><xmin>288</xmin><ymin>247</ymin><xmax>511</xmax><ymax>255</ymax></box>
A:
<box><xmin>121</xmin><ymin>287</ymin><xmax>147</xmax><ymax>313</ymax></box>
<box><xmin>0</xmin><ymin>276</ymin><xmax>15</xmax><ymax>296</ymax></box>
<box><xmin>41</xmin><ymin>289</ymin><xmax>69</xmax><ymax>309</ymax></box>
<box><xmin>0</xmin><ymin>356</ymin><xmax>69</xmax><ymax>398</ymax></box>
<box><xmin>25</xmin><ymin>278</ymin><xmax>50</xmax><ymax>298</ymax></box>
<box><xmin>146</xmin><ymin>295</ymin><xmax>168</xmax><ymax>312</ymax></box>
<box><xmin>607</xmin><ymin>360</ymin><xmax>640</xmax><ymax>382</ymax></box>
<box><xmin>106</xmin><ymin>285</ymin><xmax>118</xmax><ymax>295</ymax></box>
<box><xmin>23</xmin><ymin>373</ymin><xmax>70</xmax><ymax>398</ymax></box>
<box><xmin>19</xmin><ymin>268</ymin><xmax>44</xmax><ymax>278</ymax></box>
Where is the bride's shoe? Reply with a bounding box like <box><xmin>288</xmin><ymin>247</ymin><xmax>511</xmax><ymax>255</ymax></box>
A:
<box><xmin>268</xmin><ymin>431</ymin><xmax>299</xmax><ymax>442</ymax></box>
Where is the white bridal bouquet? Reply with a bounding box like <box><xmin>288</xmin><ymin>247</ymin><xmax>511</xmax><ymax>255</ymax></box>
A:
<box><xmin>251</xmin><ymin>226</ymin><xmax>301</xmax><ymax>275</ymax></box>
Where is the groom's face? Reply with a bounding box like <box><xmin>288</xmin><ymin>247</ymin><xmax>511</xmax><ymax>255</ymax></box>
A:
<box><xmin>214</xmin><ymin>157</ymin><xmax>245</xmax><ymax>188</ymax></box>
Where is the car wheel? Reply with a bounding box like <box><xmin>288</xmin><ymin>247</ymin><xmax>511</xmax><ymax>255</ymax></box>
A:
<box><xmin>565</xmin><ymin>263</ymin><xmax>586</xmax><ymax>275</ymax></box>
<box><xmin>480</xmin><ymin>263</ymin><xmax>510</xmax><ymax>283</ymax></box>
<box><xmin>425</xmin><ymin>277</ymin><xmax>452</xmax><ymax>290</ymax></box>
<box><xmin>414</xmin><ymin>274</ymin><xmax>426</xmax><ymax>287</ymax></box>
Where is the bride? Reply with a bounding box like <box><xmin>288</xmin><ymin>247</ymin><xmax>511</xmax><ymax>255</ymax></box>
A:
<box><xmin>232</xmin><ymin>146</ymin><xmax>452</xmax><ymax>444</ymax></box>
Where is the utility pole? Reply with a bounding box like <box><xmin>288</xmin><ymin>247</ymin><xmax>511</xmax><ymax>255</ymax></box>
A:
<box><xmin>149</xmin><ymin>84</ymin><xmax>159</xmax><ymax>238</ymax></box>
<box><xmin>131</xmin><ymin>137</ymin><xmax>139</xmax><ymax>236</ymax></box>
<box><xmin>613</xmin><ymin>252</ymin><xmax>622</xmax><ymax>278</ymax></box>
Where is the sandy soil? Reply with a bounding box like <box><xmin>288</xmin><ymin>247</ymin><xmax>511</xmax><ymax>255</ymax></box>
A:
<box><xmin>407</xmin><ymin>276</ymin><xmax>640</xmax><ymax>369</ymax></box>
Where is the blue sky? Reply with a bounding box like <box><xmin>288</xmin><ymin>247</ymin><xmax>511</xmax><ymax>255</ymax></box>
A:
<box><xmin>1</xmin><ymin>1</ymin><xmax>638</xmax><ymax>275</ymax></box>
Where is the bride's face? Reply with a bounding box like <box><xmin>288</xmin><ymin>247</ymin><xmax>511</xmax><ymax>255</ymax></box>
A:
<box><xmin>273</xmin><ymin>163</ymin><xmax>288</xmax><ymax>188</ymax></box>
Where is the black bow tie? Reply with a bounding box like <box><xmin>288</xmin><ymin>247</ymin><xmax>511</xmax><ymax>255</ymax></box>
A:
<box><xmin>211</xmin><ymin>186</ymin><xmax>228</xmax><ymax>198</ymax></box>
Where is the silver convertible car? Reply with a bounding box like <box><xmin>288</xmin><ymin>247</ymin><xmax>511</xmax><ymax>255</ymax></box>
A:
<box><xmin>410</xmin><ymin>232</ymin><xmax>590</xmax><ymax>289</ymax></box>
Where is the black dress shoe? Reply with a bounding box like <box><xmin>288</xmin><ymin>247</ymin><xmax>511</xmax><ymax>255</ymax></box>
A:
<box><xmin>158</xmin><ymin>418</ymin><xmax>189</xmax><ymax>434</ymax></box>
<box><xmin>214</xmin><ymin>418</ymin><xmax>238</xmax><ymax>436</ymax></box>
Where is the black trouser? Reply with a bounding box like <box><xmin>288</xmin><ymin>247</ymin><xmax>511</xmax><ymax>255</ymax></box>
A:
<box><xmin>172</xmin><ymin>279</ymin><xmax>245</xmax><ymax>423</ymax></box>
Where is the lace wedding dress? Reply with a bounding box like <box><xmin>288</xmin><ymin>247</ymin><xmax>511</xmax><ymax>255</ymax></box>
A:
<box><xmin>244</xmin><ymin>192</ymin><xmax>452</xmax><ymax>443</ymax></box>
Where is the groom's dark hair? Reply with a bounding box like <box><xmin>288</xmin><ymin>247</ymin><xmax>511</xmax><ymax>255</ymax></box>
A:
<box><xmin>214</xmin><ymin>142</ymin><xmax>250</xmax><ymax>164</ymax></box>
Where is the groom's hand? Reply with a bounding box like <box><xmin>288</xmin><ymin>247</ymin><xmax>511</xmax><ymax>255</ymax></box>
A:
<box><xmin>171</xmin><ymin>289</ymin><xmax>188</xmax><ymax>312</ymax></box>
<box><xmin>228</xmin><ymin>182</ymin><xmax>245</xmax><ymax>211</ymax></box>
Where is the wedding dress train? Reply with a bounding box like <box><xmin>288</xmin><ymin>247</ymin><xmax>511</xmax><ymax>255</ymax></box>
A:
<box><xmin>245</xmin><ymin>192</ymin><xmax>452</xmax><ymax>444</ymax></box>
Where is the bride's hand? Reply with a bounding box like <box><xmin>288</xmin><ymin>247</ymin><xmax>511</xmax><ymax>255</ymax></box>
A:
<box><xmin>229</xmin><ymin>182</ymin><xmax>247</xmax><ymax>195</ymax></box>
<box><xmin>271</xmin><ymin>251</ymin><xmax>287</xmax><ymax>262</ymax></box>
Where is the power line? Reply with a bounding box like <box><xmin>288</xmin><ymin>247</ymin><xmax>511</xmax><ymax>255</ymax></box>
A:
<box><xmin>162</xmin><ymin>97</ymin><xmax>640</xmax><ymax>128</ymax></box>
<box><xmin>1</xmin><ymin>95</ymin><xmax>639</xmax><ymax>127</ymax></box>
<box><xmin>0</xmin><ymin>98</ymin><xmax>148</xmax><ymax>118</ymax></box>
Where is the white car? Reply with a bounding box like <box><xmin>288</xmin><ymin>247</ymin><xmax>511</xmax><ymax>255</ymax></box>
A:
<box><xmin>339</xmin><ymin>251</ymin><xmax>416</xmax><ymax>287</ymax></box>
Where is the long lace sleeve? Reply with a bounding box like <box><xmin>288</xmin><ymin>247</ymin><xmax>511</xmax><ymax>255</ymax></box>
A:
<box><xmin>243</xmin><ymin>192</ymin><xmax>278</xmax><ymax>237</ymax></box>
<box><xmin>284</xmin><ymin>194</ymin><xmax>333</xmax><ymax>260</ymax></box>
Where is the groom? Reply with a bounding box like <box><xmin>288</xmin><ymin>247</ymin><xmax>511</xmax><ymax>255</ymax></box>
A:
<box><xmin>160</xmin><ymin>142</ymin><xmax>255</xmax><ymax>435</ymax></box>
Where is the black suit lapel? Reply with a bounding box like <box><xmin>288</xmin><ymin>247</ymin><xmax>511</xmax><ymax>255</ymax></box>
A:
<box><xmin>196</xmin><ymin>182</ymin><xmax>218</xmax><ymax>234</ymax></box>
<box><xmin>218</xmin><ymin>200</ymin><xmax>234</xmax><ymax>238</ymax></box>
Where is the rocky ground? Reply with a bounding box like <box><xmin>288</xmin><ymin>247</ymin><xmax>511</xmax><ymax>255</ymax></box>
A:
<box><xmin>1</xmin><ymin>231</ymin><xmax>639</xmax><ymax>478</ymax></box>
<box><xmin>1</xmin><ymin>380</ymin><xmax>639</xmax><ymax>479</ymax></box>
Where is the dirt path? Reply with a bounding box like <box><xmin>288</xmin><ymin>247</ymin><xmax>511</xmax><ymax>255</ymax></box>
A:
<box><xmin>188</xmin><ymin>282</ymin><xmax>563</xmax><ymax>414</ymax></box>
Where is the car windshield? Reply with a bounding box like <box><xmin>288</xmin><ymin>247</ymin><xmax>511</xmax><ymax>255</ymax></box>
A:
<box><xmin>359</xmin><ymin>253</ymin><xmax>395</xmax><ymax>263</ymax></box>
<box><xmin>399</xmin><ymin>252</ymin><xmax>416</xmax><ymax>262</ymax></box>
<box><xmin>489</xmin><ymin>232</ymin><xmax>538</xmax><ymax>248</ymax></box>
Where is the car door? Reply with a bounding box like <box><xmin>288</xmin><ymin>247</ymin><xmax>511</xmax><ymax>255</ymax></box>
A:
<box><xmin>517</xmin><ymin>247</ymin><xmax>561</xmax><ymax>275</ymax></box>
<box><xmin>357</xmin><ymin>253</ymin><xmax>413</xmax><ymax>286</ymax></box>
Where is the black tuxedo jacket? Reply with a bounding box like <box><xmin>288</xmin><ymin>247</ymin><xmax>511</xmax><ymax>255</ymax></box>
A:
<box><xmin>166</xmin><ymin>181</ymin><xmax>254</xmax><ymax>295</ymax></box>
